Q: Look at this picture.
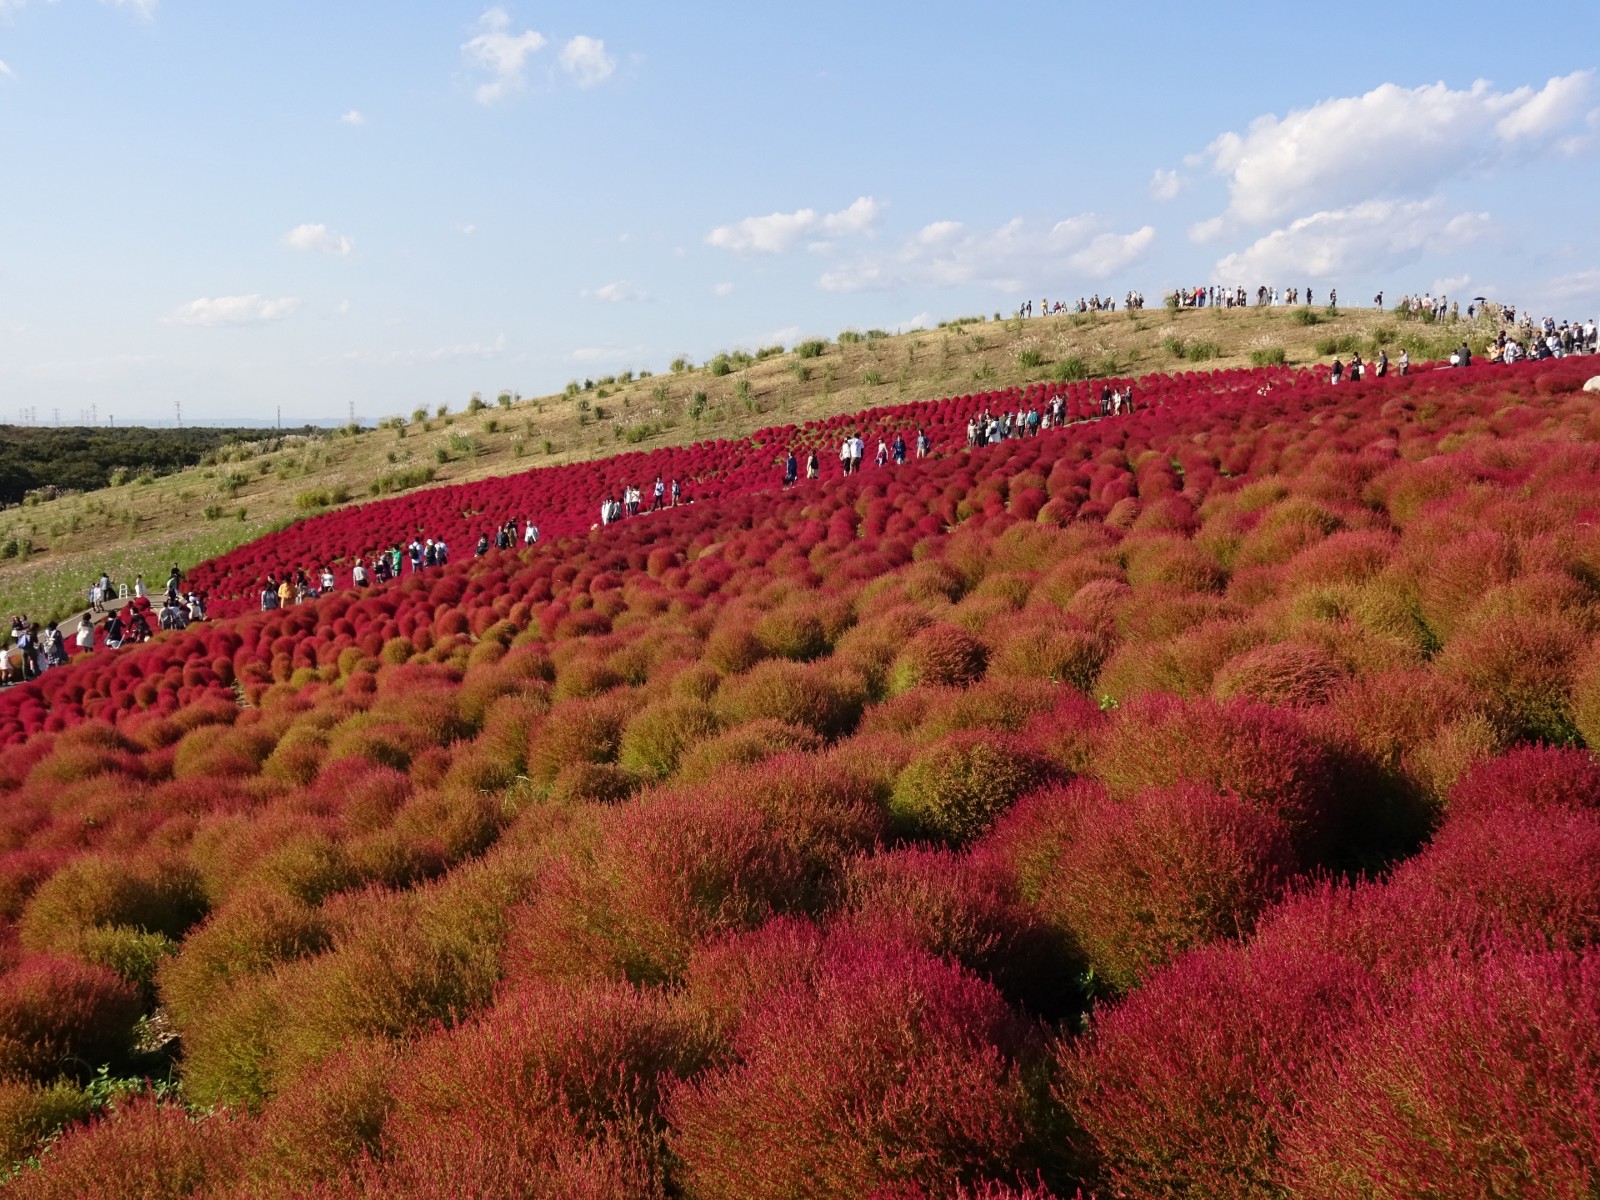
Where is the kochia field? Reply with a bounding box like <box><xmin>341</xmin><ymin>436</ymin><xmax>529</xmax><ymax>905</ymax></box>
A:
<box><xmin>1</xmin><ymin>355</ymin><xmax>1598</xmax><ymax>1199</ymax></box>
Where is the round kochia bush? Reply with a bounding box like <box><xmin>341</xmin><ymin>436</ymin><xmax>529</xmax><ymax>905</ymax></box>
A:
<box><xmin>1010</xmin><ymin>781</ymin><xmax>1297</xmax><ymax>992</ymax></box>
<box><xmin>889</xmin><ymin>622</ymin><xmax>990</xmax><ymax>695</ymax></box>
<box><xmin>0</xmin><ymin>954</ymin><xmax>143</xmax><ymax>1083</ymax></box>
<box><xmin>1281</xmin><ymin>945</ymin><xmax>1600</xmax><ymax>1198</ymax></box>
<box><xmin>1060</xmin><ymin>940</ymin><xmax>1380</xmax><ymax>1200</ymax></box>
<box><xmin>889</xmin><ymin>732</ymin><xmax>1058</xmax><ymax>846</ymax></box>
<box><xmin>1093</xmin><ymin>694</ymin><xmax>1341</xmax><ymax>851</ymax></box>
<box><xmin>667</xmin><ymin>932</ymin><xmax>1059</xmax><ymax>1200</ymax></box>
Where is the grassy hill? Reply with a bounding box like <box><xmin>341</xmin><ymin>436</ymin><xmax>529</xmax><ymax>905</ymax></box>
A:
<box><xmin>0</xmin><ymin>303</ymin><xmax>1480</xmax><ymax>622</ymax></box>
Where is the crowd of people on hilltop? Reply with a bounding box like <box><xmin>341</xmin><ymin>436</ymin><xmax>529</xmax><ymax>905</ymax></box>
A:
<box><xmin>1170</xmin><ymin>284</ymin><xmax>1333</xmax><ymax>309</ymax></box>
<box><xmin>1021</xmin><ymin>292</ymin><xmax>1146</xmax><ymax>316</ymax></box>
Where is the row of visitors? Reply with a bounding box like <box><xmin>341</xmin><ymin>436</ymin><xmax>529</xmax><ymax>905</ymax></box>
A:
<box><xmin>1021</xmin><ymin>294</ymin><xmax>1139</xmax><ymax>316</ymax></box>
<box><xmin>1173</xmin><ymin>285</ymin><xmax>1333</xmax><ymax>309</ymax></box>
<box><xmin>600</xmin><ymin>477</ymin><xmax>682</xmax><ymax>527</ymax></box>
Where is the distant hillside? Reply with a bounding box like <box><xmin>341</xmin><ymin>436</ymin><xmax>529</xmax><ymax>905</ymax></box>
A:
<box><xmin>0</xmin><ymin>303</ymin><xmax>1488</xmax><ymax>622</ymax></box>
<box><xmin>0</xmin><ymin>424</ymin><xmax>295</xmax><ymax>506</ymax></box>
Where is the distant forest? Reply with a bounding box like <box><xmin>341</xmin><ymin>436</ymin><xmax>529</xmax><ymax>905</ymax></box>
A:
<box><xmin>0</xmin><ymin>425</ymin><xmax>290</xmax><ymax>506</ymax></box>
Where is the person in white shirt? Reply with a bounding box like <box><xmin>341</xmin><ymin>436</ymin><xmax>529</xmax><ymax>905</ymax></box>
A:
<box><xmin>75</xmin><ymin>614</ymin><xmax>94</xmax><ymax>653</ymax></box>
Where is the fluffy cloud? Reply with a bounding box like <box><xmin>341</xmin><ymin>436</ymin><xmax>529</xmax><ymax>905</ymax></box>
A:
<box><xmin>0</xmin><ymin>59</ymin><xmax>11</xmax><ymax>80</ymax></box>
<box><xmin>1149</xmin><ymin>168</ymin><xmax>1183</xmax><ymax>201</ymax></box>
<box><xmin>340</xmin><ymin>110</ymin><xmax>366</xmax><ymax>126</ymax></box>
<box><xmin>106</xmin><ymin>0</ymin><xmax>157</xmax><ymax>16</ymax></box>
<box><xmin>1212</xmin><ymin>199</ymin><xmax>1490</xmax><ymax>281</ymax></box>
<box><xmin>817</xmin><ymin>214</ymin><xmax>1156</xmax><ymax>294</ymax></box>
<box><xmin>282</xmin><ymin>223</ymin><xmax>353</xmax><ymax>257</ymax></box>
<box><xmin>713</xmin><ymin>282</ymin><xmax>735</xmax><ymax>297</ymax></box>
<box><xmin>463</xmin><ymin>7</ymin><xmax>547</xmax><ymax>105</ymax></box>
<box><xmin>559</xmin><ymin>35</ymin><xmax>614</xmax><ymax>87</ymax></box>
<box><xmin>165</xmin><ymin>295</ymin><xmax>300</xmax><ymax>327</ymax></box>
<box><xmin>706</xmin><ymin>197</ymin><xmax>883</xmax><ymax>254</ymax></box>
<box><xmin>342</xmin><ymin>335</ymin><xmax>507</xmax><ymax>366</ymax></box>
<box><xmin>582</xmin><ymin>280</ymin><xmax>647</xmax><ymax>303</ymax></box>
<box><xmin>1194</xmin><ymin>73</ymin><xmax>1593</xmax><ymax>233</ymax></box>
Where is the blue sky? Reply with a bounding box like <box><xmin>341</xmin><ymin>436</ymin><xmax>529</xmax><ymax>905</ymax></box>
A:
<box><xmin>1</xmin><ymin>1</ymin><xmax>1596</xmax><ymax>425</ymax></box>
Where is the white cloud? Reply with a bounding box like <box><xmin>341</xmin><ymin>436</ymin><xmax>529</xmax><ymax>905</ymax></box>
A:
<box><xmin>463</xmin><ymin>7</ymin><xmax>547</xmax><ymax>105</ymax></box>
<box><xmin>713</xmin><ymin>282</ymin><xmax>735</xmax><ymax>297</ymax></box>
<box><xmin>105</xmin><ymin>0</ymin><xmax>157</xmax><ymax>18</ymax></box>
<box><xmin>340</xmin><ymin>110</ymin><xmax>366</xmax><ymax>126</ymax></box>
<box><xmin>559</xmin><ymin>35</ymin><xmax>614</xmax><ymax>87</ymax></box>
<box><xmin>582</xmin><ymin>280</ymin><xmax>647</xmax><ymax>303</ymax></box>
<box><xmin>165</xmin><ymin>295</ymin><xmax>300</xmax><ymax>327</ymax></box>
<box><xmin>1539</xmin><ymin>267</ymin><xmax>1600</xmax><ymax>308</ymax></box>
<box><xmin>343</xmin><ymin>335</ymin><xmax>507</xmax><ymax>366</ymax></box>
<box><xmin>1433</xmin><ymin>274</ymin><xmax>1472</xmax><ymax>296</ymax></box>
<box><xmin>0</xmin><ymin>60</ymin><xmax>11</xmax><ymax>80</ymax></box>
<box><xmin>818</xmin><ymin>213</ymin><xmax>1156</xmax><ymax>294</ymax></box>
<box><xmin>282</xmin><ymin>223</ymin><xmax>354</xmax><ymax>257</ymax></box>
<box><xmin>1197</xmin><ymin>73</ymin><xmax>1593</xmax><ymax>231</ymax></box>
<box><xmin>706</xmin><ymin>196</ymin><xmax>882</xmax><ymax>254</ymax></box>
<box><xmin>892</xmin><ymin>312</ymin><xmax>933</xmax><ymax>334</ymax></box>
<box><xmin>1212</xmin><ymin>199</ymin><xmax>1490</xmax><ymax>281</ymax></box>
<box><xmin>1149</xmin><ymin>168</ymin><xmax>1183</xmax><ymax>201</ymax></box>
<box><xmin>459</xmin><ymin>223</ymin><xmax>478</xmax><ymax>235</ymax></box>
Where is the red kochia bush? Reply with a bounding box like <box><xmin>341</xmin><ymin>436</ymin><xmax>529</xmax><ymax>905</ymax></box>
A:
<box><xmin>889</xmin><ymin>622</ymin><xmax>990</xmax><ymax>694</ymax></box>
<box><xmin>1027</xmin><ymin>781</ymin><xmax>1297</xmax><ymax>992</ymax></box>
<box><xmin>0</xmin><ymin>953</ymin><xmax>142</xmax><ymax>1082</ymax></box>
<box><xmin>668</xmin><ymin>933</ymin><xmax>1055</xmax><ymax>1200</ymax></box>
<box><xmin>1093</xmin><ymin>694</ymin><xmax>1339</xmax><ymax>850</ymax></box>
<box><xmin>356</xmin><ymin>979</ymin><xmax>711</xmax><ymax>1200</ymax></box>
<box><xmin>4</xmin><ymin>1094</ymin><xmax>246</xmax><ymax>1200</ymax></box>
<box><xmin>506</xmin><ymin>790</ymin><xmax>823</xmax><ymax>987</ymax></box>
<box><xmin>841</xmin><ymin>846</ymin><xmax>1082</xmax><ymax>1018</ymax></box>
<box><xmin>1447</xmin><ymin>744</ymin><xmax>1600</xmax><ymax>817</ymax></box>
<box><xmin>1061</xmin><ymin>942</ymin><xmax>1380</xmax><ymax>1200</ymax></box>
<box><xmin>1281</xmin><ymin>946</ymin><xmax>1600</xmax><ymax>1198</ymax></box>
<box><xmin>1391</xmin><ymin>804</ymin><xmax>1600</xmax><ymax>951</ymax></box>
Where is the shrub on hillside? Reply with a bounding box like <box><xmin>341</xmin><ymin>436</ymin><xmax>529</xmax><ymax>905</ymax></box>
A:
<box><xmin>674</xmin><ymin>719</ymin><xmax>824</xmax><ymax>784</ymax></box>
<box><xmin>0</xmin><ymin>1079</ymin><xmax>93</xmax><ymax>1172</ymax></box>
<box><xmin>988</xmin><ymin>623</ymin><xmax>1110</xmax><ymax>692</ymax></box>
<box><xmin>1060</xmin><ymin>942</ymin><xmax>1379</xmax><ymax>1200</ymax></box>
<box><xmin>1391</xmin><ymin>805</ymin><xmax>1600</xmax><ymax>950</ymax></box>
<box><xmin>890</xmin><ymin>732</ymin><xmax>1058</xmax><ymax>846</ymax></box>
<box><xmin>1212</xmin><ymin>640</ymin><xmax>1348</xmax><ymax>707</ymax></box>
<box><xmin>0</xmin><ymin>954</ymin><xmax>142</xmax><ymax>1083</ymax></box>
<box><xmin>242</xmin><ymin>1037</ymin><xmax>400</xmax><ymax>1193</ymax></box>
<box><xmin>618</xmin><ymin>698</ymin><xmax>720</xmax><ymax>781</ymax></box>
<box><xmin>359</xmin><ymin>979</ymin><xmax>711</xmax><ymax>1198</ymax></box>
<box><xmin>21</xmin><ymin>854</ymin><xmax>207</xmax><ymax>956</ymax></box>
<box><xmin>668</xmin><ymin>934</ymin><xmax>1057</xmax><ymax>1200</ymax></box>
<box><xmin>506</xmin><ymin>792</ymin><xmax>825</xmax><ymax>987</ymax></box>
<box><xmin>1447</xmin><ymin>745</ymin><xmax>1600</xmax><ymax>817</ymax></box>
<box><xmin>1093</xmin><ymin>694</ymin><xmax>1339</xmax><ymax>850</ymax></box>
<box><xmin>1437</xmin><ymin>614</ymin><xmax>1586</xmax><ymax>744</ymax></box>
<box><xmin>526</xmin><ymin>691</ymin><xmax>634</xmax><ymax>791</ymax></box>
<box><xmin>842</xmin><ymin>846</ymin><xmax>1082</xmax><ymax>1018</ymax></box>
<box><xmin>888</xmin><ymin>623</ymin><xmax>990</xmax><ymax>695</ymax></box>
<box><xmin>157</xmin><ymin>886</ymin><xmax>330</xmax><ymax>1029</ymax></box>
<box><xmin>1029</xmin><ymin>781</ymin><xmax>1297</xmax><ymax>992</ymax></box>
<box><xmin>1280</xmin><ymin>947</ymin><xmax>1600</xmax><ymax>1198</ymax></box>
<box><xmin>3</xmin><ymin>1094</ymin><xmax>247</xmax><ymax>1200</ymax></box>
<box><xmin>712</xmin><ymin>659</ymin><xmax>863</xmax><ymax>739</ymax></box>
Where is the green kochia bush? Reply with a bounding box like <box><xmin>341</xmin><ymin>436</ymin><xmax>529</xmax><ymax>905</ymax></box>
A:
<box><xmin>889</xmin><ymin>731</ymin><xmax>1058</xmax><ymax>845</ymax></box>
